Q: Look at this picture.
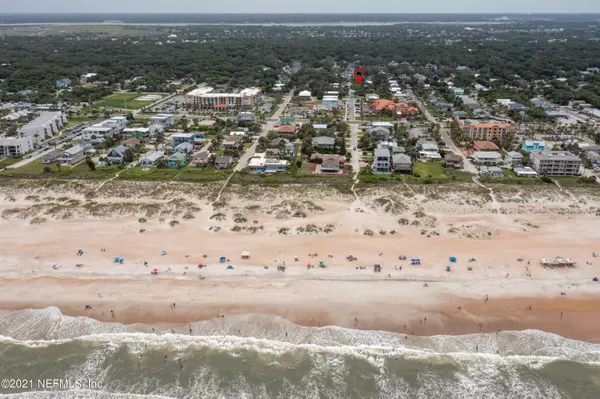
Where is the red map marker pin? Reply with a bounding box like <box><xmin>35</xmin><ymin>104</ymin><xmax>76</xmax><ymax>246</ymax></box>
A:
<box><xmin>353</xmin><ymin>68</ymin><xmax>365</xmax><ymax>84</ymax></box>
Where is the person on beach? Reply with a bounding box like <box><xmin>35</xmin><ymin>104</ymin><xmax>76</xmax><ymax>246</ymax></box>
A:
<box><xmin>354</xmin><ymin>317</ymin><xmax>359</xmax><ymax>326</ymax></box>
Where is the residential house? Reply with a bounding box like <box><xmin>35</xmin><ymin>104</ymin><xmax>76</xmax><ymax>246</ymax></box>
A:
<box><xmin>106</xmin><ymin>145</ymin><xmax>127</xmax><ymax>165</ymax></box>
<box><xmin>377</xmin><ymin>141</ymin><xmax>398</xmax><ymax>150</ymax></box>
<box><xmin>84</xmin><ymin>148</ymin><xmax>98</xmax><ymax>157</ymax></box>
<box><xmin>1</xmin><ymin>110</ymin><xmax>31</xmax><ymax>126</ymax></box>
<box><xmin>530</xmin><ymin>151</ymin><xmax>581</xmax><ymax>176</ymax></box>
<box><xmin>165</xmin><ymin>152</ymin><xmax>187</xmax><ymax>168</ymax></box>
<box><xmin>0</xmin><ymin>137</ymin><xmax>33</xmax><ymax>158</ymax></box>
<box><xmin>577</xmin><ymin>142</ymin><xmax>600</xmax><ymax>153</ymax></box>
<box><xmin>320</xmin><ymin>155</ymin><xmax>345</xmax><ymax>174</ymax></box>
<box><xmin>171</xmin><ymin>133</ymin><xmax>195</xmax><ymax>147</ymax></box>
<box><xmin>530</xmin><ymin>98</ymin><xmax>553</xmax><ymax>111</ymax></box>
<box><xmin>392</xmin><ymin>153</ymin><xmax>412</xmax><ymax>173</ymax></box>
<box><xmin>419</xmin><ymin>142</ymin><xmax>439</xmax><ymax>153</ymax></box>
<box><xmin>472</xmin><ymin>151</ymin><xmax>503</xmax><ymax>164</ymax></box>
<box><xmin>148</xmin><ymin>113</ymin><xmax>175</xmax><ymax>126</ymax></box>
<box><xmin>391</xmin><ymin>146</ymin><xmax>406</xmax><ymax>154</ymax></box>
<box><xmin>313</xmin><ymin>123</ymin><xmax>328</xmax><ymax>131</ymax></box>
<box><xmin>122</xmin><ymin>138</ymin><xmax>141</xmax><ymax>148</ymax></box>
<box><xmin>247</xmin><ymin>153</ymin><xmax>290</xmax><ymax>173</ymax></box>
<box><xmin>268</xmin><ymin>138</ymin><xmax>296</xmax><ymax>157</ymax></box>
<box><xmin>174</xmin><ymin>142</ymin><xmax>194</xmax><ymax>154</ymax></box>
<box><xmin>56</xmin><ymin>145</ymin><xmax>85</xmax><ymax>165</ymax></box>
<box><xmin>312</xmin><ymin>136</ymin><xmax>336</xmax><ymax>150</ymax></box>
<box><xmin>372</xmin><ymin>148</ymin><xmax>391</xmax><ymax>174</ymax></box>
<box><xmin>42</xmin><ymin>148</ymin><xmax>63</xmax><ymax>164</ymax></box>
<box><xmin>122</xmin><ymin>126</ymin><xmax>162</xmax><ymax>142</ymax></box>
<box><xmin>420</xmin><ymin>151</ymin><xmax>442</xmax><ymax>161</ymax></box>
<box><xmin>280</xmin><ymin>117</ymin><xmax>296</xmax><ymax>126</ymax></box>
<box><xmin>277</xmin><ymin>125</ymin><xmax>297</xmax><ymax>139</ymax></box>
<box><xmin>236</xmin><ymin>111</ymin><xmax>256</xmax><ymax>123</ymax></box>
<box><xmin>473</xmin><ymin>141</ymin><xmax>500</xmax><ymax>152</ymax></box>
<box><xmin>190</xmin><ymin>151</ymin><xmax>211</xmax><ymax>168</ymax></box>
<box><xmin>298</xmin><ymin>90</ymin><xmax>312</xmax><ymax>98</ymax></box>
<box><xmin>521</xmin><ymin>140</ymin><xmax>546</xmax><ymax>153</ymax></box>
<box><xmin>507</xmin><ymin>151</ymin><xmax>524</xmax><ymax>166</ymax></box>
<box><xmin>508</xmin><ymin>102</ymin><xmax>526</xmax><ymax>110</ymax></box>
<box><xmin>369</xmin><ymin>127</ymin><xmax>391</xmax><ymax>142</ymax></box>
<box><xmin>514</xmin><ymin>166</ymin><xmax>539</xmax><ymax>178</ymax></box>
<box><xmin>19</xmin><ymin>112</ymin><xmax>67</xmax><ymax>144</ymax></box>
<box><xmin>139</xmin><ymin>151</ymin><xmax>164</xmax><ymax>167</ymax></box>
<box><xmin>452</xmin><ymin>88</ymin><xmax>465</xmax><ymax>96</ymax></box>
<box><xmin>223</xmin><ymin>135</ymin><xmax>243</xmax><ymax>150</ymax></box>
<box><xmin>479</xmin><ymin>166</ymin><xmax>504</xmax><ymax>177</ymax></box>
<box><xmin>587</xmin><ymin>151</ymin><xmax>600</xmax><ymax>164</ymax></box>
<box><xmin>458</xmin><ymin>95</ymin><xmax>480</xmax><ymax>110</ymax></box>
<box><xmin>214</xmin><ymin>155</ymin><xmax>232</xmax><ymax>170</ymax></box>
<box><xmin>444</xmin><ymin>154</ymin><xmax>464</xmax><ymax>168</ymax></box>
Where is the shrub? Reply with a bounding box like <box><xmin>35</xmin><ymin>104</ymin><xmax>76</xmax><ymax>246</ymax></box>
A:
<box><xmin>138</xmin><ymin>217</ymin><xmax>147</xmax><ymax>223</ymax></box>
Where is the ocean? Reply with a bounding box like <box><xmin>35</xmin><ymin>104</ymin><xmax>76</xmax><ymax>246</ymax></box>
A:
<box><xmin>0</xmin><ymin>308</ymin><xmax>599</xmax><ymax>398</ymax></box>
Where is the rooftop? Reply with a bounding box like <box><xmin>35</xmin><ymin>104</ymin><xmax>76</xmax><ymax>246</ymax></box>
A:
<box><xmin>531</xmin><ymin>151</ymin><xmax>580</xmax><ymax>161</ymax></box>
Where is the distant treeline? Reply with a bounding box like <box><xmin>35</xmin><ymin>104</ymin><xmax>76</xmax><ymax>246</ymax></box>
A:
<box><xmin>1</xmin><ymin>13</ymin><xmax>600</xmax><ymax>24</ymax></box>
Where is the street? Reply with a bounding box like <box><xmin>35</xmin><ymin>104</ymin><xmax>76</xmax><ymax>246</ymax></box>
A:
<box><xmin>234</xmin><ymin>90</ymin><xmax>294</xmax><ymax>172</ymax></box>
<box><xmin>417</xmin><ymin>99</ymin><xmax>478</xmax><ymax>174</ymax></box>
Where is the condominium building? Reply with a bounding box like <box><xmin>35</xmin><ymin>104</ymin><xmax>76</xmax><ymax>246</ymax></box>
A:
<box><xmin>460</xmin><ymin>118</ymin><xmax>511</xmax><ymax>140</ymax></box>
<box><xmin>18</xmin><ymin>112</ymin><xmax>67</xmax><ymax>144</ymax></box>
<box><xmin>0</xmin><ymin>137</ymin><xmax>33</xmax><ymax>157</ymax></box>
<box><xmin>82</xmin><ymin>116</ymin><xmax>128</xmax><ymax>143</ymax></box>
<box><xmin>184</xmin><ymin>87</ymin><xmax>261</xmax><ymax>110</ymax></box>
<box><xmin>530</xmin><ymin>151</ymin><xmax>581</xmax><ymax>176</ymax></box>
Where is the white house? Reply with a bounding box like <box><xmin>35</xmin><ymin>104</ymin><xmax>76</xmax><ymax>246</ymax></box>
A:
<box><xmin>82</xmin><ymin>116</ymin><xmax>128</xmax><ymax>143</ymax></box>
<box><xmin>472</xmin><ymin>151</ymin><xmax>503</xmax><ymax>164</ymax></box>
<box><xmin>149</xmin><ymin>113</ymin><xmax>175</xmax><ymax>126</ymax></box>
<box><xmin>507</xmin><ymin>151</ymin><xmax>524</xmax><ymax>166</ymax></box>
<box><xmin>236</xmin><ymin>111</ymin><xmax>256</xmax><ymax>123</ymax></box>
<box><xmin>106</xmin><ymin>145</ymin><xmax>127</xmax><ymax>165</ymax></box>
<box><xmin>19</xmin><ymin>112</ymin><xmax>67</xmax><ymax>144</ymax></box>
<box><xmin>0</xmin><ymin>137</ymin><xmax>33</xmax><ymax>158</ymax></box>
<box><xmin>372</xmin><ymin>148</ymin><xmax>391</xmax><ymax>174</ymax></box>
<box><xmin>248</xmin><ymin>153</ymin><xmax>289</xmax><ymax>173</ymax></box>
<box><xmin>298</xmin><ymin>90</ymin><xmax>312</xmax><ymax>98</ymax></box>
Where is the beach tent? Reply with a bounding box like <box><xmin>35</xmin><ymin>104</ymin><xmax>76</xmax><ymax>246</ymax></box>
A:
<box><xmin>227</xmin><ymin>265</ymin><xmax>233</xmax><ymax>270</ymax></box>
<box><xmin>449</xmin><ymin>257</ymin><xmax>457</xmax><ymax>262</ymax></box>
<box><xmin>373</xmin><ymin>264</ymin><xmax>382</xmax><ymax>272</ymax></box>
<box><xmin>411</xmin><ymin>258</ymin><xmax>421</xmax><ymax>265</ymax></box>
<box><xmin>161</xmin><ymin>250</ymin><xmax>167</xmax><ymax>256</ymax></box>
<box><xmin>241</xmin><ymin>251</ymin><xmax>250</xmax><ymax>258</ymax></box>
<box><xmin>220</xmin><ymin>256</ymin><xmax>227</xmax><ymax>263</ymax></box>
<box><xmin>446</xmin><ymin>265</ymin><xmax>451</xmax><ymax>271</ymax></box>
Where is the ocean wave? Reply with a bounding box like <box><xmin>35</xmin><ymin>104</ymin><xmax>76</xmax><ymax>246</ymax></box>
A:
<box><xmin>0</xmin><ymin>309</ymin><xmax>599</xmax><ymax>398</ymax></box>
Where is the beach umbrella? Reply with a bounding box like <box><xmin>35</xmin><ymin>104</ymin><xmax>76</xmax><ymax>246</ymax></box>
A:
<box><xmin>220</xmin><ymin>256</ymin><xmax>226</xmax><ymax>262</ymax></box>
<box><xmin>227</xmin><ymin>265</ymin><xmax>233</xmax><ymax>270</ymax></box>
<box><xmin>449</xmin><ymin>257</ymin><xmax>456</xmax><ymax>262</ymax></box>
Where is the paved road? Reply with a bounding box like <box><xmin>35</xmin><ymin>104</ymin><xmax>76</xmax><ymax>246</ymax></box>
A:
<box><xmin>417</xmin><ymin>100</ymin><xmax>478</xmax><ymax>174</ymax></box>
<box><xmin>234</xmin><ymin>91</ymin><xmax>294</xmax><ymax>172</ymax></box>
<box><xmin>345</xmin><ymin>97</ymin><xmax>361</xmax><ymax>173</ymax></box>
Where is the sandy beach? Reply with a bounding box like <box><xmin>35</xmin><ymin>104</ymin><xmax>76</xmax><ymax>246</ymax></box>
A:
<box><xmin>2</xmin><ymin>179</ymin><xmax>600</xmax><ymax>341</ymax></box>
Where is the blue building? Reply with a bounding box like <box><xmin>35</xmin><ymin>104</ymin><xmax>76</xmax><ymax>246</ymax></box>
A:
<box><xmin>521</xmin><ymin>140</ymin><xmax>546</xmax><ymax>153</ymax></box>
<box><xmin>56</xmin><ymin>78</ymin><xmax>72</xmax><ymax>88</ymax></box>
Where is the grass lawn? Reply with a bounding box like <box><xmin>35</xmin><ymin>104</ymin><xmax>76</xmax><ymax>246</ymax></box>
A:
<box><xmin>243</xmin><ymin>142</ymin><xmax>253</xmax><ymax>150</ymax></box>
<box><xmin>119</xmin><ymin>165</ymin><xmax>232</xmax><ymax>181</ymax></box>
<box><xmin>0</xmin><ymin>157</ymin><xmax>22</xmax><ymax>169</ymax></box>
<box><xmin>412</xmin><ymin>162</ymin><xmax>447</xmax><ymax>179</ymax></box>
<box><xmin>96</xmin><ymin>93</ymin><xmax>157</xmax><ymax>110</ymax></box>
<box><xmin>0</xmin><ymin>158</ymin><xmax>120</xmax><ymax>179</ymax></box>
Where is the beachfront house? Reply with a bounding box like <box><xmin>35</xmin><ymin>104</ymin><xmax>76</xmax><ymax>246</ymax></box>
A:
<box><xmin>106</xmin><ymin>145</ymin><xmax>127</xmax><ymax>165</ymax></box>
<box><xmin>312</xmin><ymin>136</ymin><xmax>335</xmax><ymax>150</ymax></box>
<box><xmin>56</xmin><ymin>145</ymin><xmax>84</xmax><ymax>165</ymax></box>
<box><xmin>471</xmin><ymin>151</ymin><xmax>503</xmax><ymax>165</ymax></box>
<box><xmin>165</xmin><ymin>152</ymin><xmax>186</xmax><ymax>168</ymax></box>
<box><xmin>444</xmin><ymin>154</ymin><xmax>464</xmax><ymax>168</ymax></box>
<box><xmin>190</xmin><ymin>151</ymin><xmax>211</xmax><ymax>168</ymax></box>
<box><xmin>392</xmin><ymin>153</ymin><xmax>412</xmax><ymax>173</ymax></box>
<box><xmin>215</xmin><ymin>155</ymin><xmax>232</xmax><ymax>170</ymax></box>
<box><xmin>42</xmin><ymin>148</ymin><xmax>62</xmax><ymax>164</ymax></box>
<box><xmin>139</xmin><ymin>151</ymin><xmax>164</xmax><ymax>167</ymax></box>
<box><xmin>372</xmin><ymin>148</ymin><xmax>391</xmax><ymax>174</ymax></box>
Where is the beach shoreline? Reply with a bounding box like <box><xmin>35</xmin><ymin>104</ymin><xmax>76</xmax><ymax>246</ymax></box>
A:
<box><xmin>2</xmin><ymin>180</ymin><xmax>600</xmax><ymax>343</ymax></box>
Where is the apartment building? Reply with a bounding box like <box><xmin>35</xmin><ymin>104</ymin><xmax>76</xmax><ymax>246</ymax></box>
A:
<box><xmin>530</xmin><ymin>151</ymin><xmax>581</xmax><ymax>176</ymax></box>
<box><xmin>322</xmin><ymin>95</ymin><xmax>339</xmax><ymax>109</ymax></box>
<box><xmin>460</xmin><ymin>119</ymin><xmax>511</xmax><ymax>140</ymax></box>
<box><xmin>19</xmin><ymin>112</ymin><xmax>67</xmax><ymax>144</ymax></box>
<box><xmin>184</xmin><ymin>87</ymin><xmax>261</xmax><ymax>110</ymax></box>
<box><xmin>82</xmin><ymin>116</ymin><xmax>128</xmax><ymax>143</ymax></box>
<box><xmin>0</xmin><ymin>137</ymin><xmax>33</xmax><ymax>157</ymax></box>
<box><xmin>372</xmin><ymin>148</ymin><xmax>391</xmax><ymax>174</ymax></box>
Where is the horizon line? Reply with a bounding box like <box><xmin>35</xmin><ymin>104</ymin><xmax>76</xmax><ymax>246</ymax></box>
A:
<box><xmin>1</xmin><ymin>12</ymin><xmax>600</xmax><ymax>15</ymax></box>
